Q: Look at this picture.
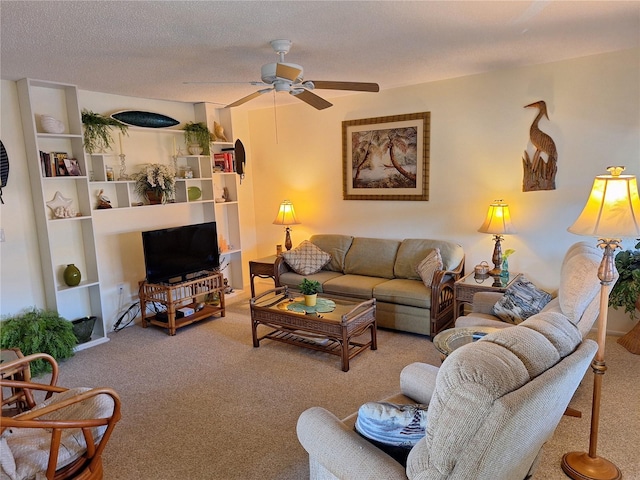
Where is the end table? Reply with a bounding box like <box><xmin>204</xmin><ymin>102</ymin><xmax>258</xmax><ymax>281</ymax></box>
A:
<box><xmin>454</xmin><ymin>272</ymin><xmax>522</xmax><ymax>318</ymax></box>
<box><xmin>249</xmin><ymin>255</ymin><xmax>279</xmax><ymax>297</ymax></box>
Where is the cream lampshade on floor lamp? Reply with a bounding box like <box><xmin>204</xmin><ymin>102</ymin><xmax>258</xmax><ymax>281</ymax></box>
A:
<box><xmin>273</xmin><ymin>200</ymin><xmax>300</xmax><ymax>251</ymax></box>
<box><xmin>478</xmin><ymin>200</ymin><xmax>516</xmax><ymax>275</ymax></box>
<box><xmin>562</xmin><ymin>166</ymin><xmax>640</xmax><ymax>480</ymax></box>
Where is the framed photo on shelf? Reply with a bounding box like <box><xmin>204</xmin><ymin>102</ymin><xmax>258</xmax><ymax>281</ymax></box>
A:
<box><xmin>64</xmin><ymin>158</ymin><xmax>82</xmax><ymax>176</ymax></box>
<box><xmin>342</xmin><ymin>112</ymin><xmax>430</xmax><ymax>201</ymax></box>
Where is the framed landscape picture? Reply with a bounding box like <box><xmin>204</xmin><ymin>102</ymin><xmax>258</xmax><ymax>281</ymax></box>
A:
<box><xmin>342</xmin><ymin>112</ymin><xmax>430</xmax><ymax>201</ymax></box>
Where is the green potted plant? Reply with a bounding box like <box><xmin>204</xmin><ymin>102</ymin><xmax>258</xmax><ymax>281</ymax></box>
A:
<box><xmin>0</xmin><ymin>307</ymin><xmax>77</xmax><ymax>376</ymax></box>
<box><xmin>299</xmin><ymin>278</ymin><xmax>321</xmax><ymax>307</ymax></box>
<box><xmin>610</xmin><ymin>240</ymin><xmax>640</xmax><ymax>354</ymax></box>
<box><xmin>132</xmin><ymin>163</ymin><xmax>176</xmax><ymax>204</ymax></box>
<box><xmin>182</xmin><ymin>121</ymin><xmax>211</xmax><ymax>155</ymax></box>
<box><xmin>609</xmin><ymin>240</ymin><xmax>640</xmax><ymax>318</ymax></box>
<box><xmin>81</xmin><ymin>109</ymin><xmax>128</xmax><ymax>154</ymax></box>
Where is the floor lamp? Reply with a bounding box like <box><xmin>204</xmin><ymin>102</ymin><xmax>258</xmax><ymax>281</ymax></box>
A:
<box><xmin>563</xmin><ymin>166</ymin><xmax>640</xmax><ymax>480</ymax></box>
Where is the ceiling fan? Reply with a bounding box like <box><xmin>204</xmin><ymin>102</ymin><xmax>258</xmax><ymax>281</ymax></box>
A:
<box><xmin>220</xmin><ymin>39</ymin><xmax>379</xmax><ymax>110</ymax></box>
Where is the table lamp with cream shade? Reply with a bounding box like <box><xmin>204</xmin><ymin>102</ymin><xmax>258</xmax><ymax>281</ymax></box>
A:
<box><xmin>562</xmin><ymin>166</ymin><xmax>640</xmax><ymax>480</ymax></box>
<box><xmin>478</xmin><ymin>200</ymin><xmax>516</xmax><ymax>275</ymax></box>
<box><xmin>273</xmin><ymin>200</ymin><xmax>300</xmax><ymax>251</ymax></box>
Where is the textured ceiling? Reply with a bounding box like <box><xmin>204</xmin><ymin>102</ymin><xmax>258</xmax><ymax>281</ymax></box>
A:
<box><xmin>1</xmin><ymin>1</ymin><xmax>639</xmax><ymax>110</ymax></box>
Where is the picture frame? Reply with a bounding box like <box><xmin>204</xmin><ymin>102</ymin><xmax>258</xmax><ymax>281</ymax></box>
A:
<box><xmin>342</xmin><ymin>112</ymin><xmax>430</xmax><ymax>201</ymax></box>
<box><xmin>64</xmin><ymin>158</ymin><xmax>82</xmax><ymax>176</ymax></box>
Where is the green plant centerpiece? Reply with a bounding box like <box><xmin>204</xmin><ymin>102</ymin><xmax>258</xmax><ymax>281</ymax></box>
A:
<box><xmin>132</xmin><ymin>163</ymin><xmax>176</xmax><ymax>204</ymax></box>
<box><xmin>609</xmin><ymin>240</ymin><xmax>640</xmax><ymax>319</ymax></box>
<box><xmin>0</xmin><ymin>307</ymin><xmax>77</xmax><ymax>377</ymax></box>
<box><xmin>299</xmin><ymin>278</ymin><xmax>321</xmax><ymax>307</ymax></box>
<box><xmin>81</xmin><ymin>109</ymin><xmax>128</xmax><ymax>153</ymax></box>
<box><xmin>182</xmin><ymin>121</ymin><xmax>211</xmax><ymax>155</ymax></box>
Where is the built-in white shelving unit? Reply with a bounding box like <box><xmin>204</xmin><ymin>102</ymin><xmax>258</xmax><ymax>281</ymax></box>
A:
<box><xmin>16</xmin><ymin>80</ymin><xmax>245</xmax><ymax>345</ymax></box>
<box><xmin>17</xmin><ymin>78</ymin><xmax>108</xmax><ymax>350</ymax></box>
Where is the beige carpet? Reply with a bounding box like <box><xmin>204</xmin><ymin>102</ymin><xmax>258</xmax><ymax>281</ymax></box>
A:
<box><xmin>52</xmin><ymin>295</ymin><xmax>639</xmax><ymax>479</ymax></box>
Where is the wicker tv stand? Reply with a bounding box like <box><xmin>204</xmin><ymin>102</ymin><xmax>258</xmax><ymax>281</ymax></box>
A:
<box><xmin>140</xmin><ymin>272</ymin><xmax>225</xmax><ymax>335</ymax></box>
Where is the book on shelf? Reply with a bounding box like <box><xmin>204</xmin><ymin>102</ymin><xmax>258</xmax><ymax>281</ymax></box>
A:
<box><xmin>213</xmin><ymin>152</ymin><xmax>235</xmax><ymax>173</ymax></box>
<box><xmin>39</xmin><ymin>151</ymin><xmax>72</xmax><ymax>177</ymax></box>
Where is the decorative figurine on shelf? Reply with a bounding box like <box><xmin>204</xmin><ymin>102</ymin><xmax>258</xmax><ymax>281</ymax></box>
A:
<box><xmin>212</xmin><ymin>121</ymin><xmax>228</xmax><ymax>142</ymax></box>
<box><xmin>96</xmin><ymin>189</ymin><xmax>112</xmax><ymax>209</ymax></box>
<box><xmin>46</xmin><ymin>191</ymin><xmax>76</xmax><ymax>219</ymax></box>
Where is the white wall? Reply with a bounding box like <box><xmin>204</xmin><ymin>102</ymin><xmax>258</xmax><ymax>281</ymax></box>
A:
<box><xmin>1</xmin><ymin>49</ymin><xmax>638</xmax><ymax>334</ymax></box>
<box><xmin>246</xmin><ymin>49</ymin><xmax>640</xmax><ymax>335</ymax></box>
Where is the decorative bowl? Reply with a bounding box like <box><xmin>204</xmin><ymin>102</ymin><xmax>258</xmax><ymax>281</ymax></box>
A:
<box><xmin>41</xmin><ymin>114</ymin><xmax>65</xmax><ymax>134</ymax></box>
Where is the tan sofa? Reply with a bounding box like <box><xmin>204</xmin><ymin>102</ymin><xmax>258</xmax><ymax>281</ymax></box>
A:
<box><xmin>297</xmin><ymin>310</ymin><xmax>597</xmax><ymax>479</ymax></box>
<box><xmin>275</xmin><ymin>234</ymin><xmax>465</xmax><ymax>336</ymax></box>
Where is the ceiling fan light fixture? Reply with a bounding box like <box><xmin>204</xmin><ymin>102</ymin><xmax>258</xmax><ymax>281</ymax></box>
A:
<box><xmin>261</xmin><ymin>63</ymin><xmax>303</xmax><ymax>84</ymax></box>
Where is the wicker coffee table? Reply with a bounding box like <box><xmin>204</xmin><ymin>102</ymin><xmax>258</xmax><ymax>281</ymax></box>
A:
<box><xmin>250</xmin><ymin>287</ymin><xmax>377</xmax><ymax>371</ymax></box>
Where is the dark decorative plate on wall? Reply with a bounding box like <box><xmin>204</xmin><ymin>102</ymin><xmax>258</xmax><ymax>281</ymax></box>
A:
<box><xmin>111</xmin><ymin>110</ymin><xmax>179</xmax><ymax>128</ymax></box>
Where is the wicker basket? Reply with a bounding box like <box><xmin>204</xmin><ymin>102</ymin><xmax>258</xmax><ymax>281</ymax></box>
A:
<box><xmin>72</xmin><ymin>316</ymin><xmax>96</xmax><ymax>343</ymax></box>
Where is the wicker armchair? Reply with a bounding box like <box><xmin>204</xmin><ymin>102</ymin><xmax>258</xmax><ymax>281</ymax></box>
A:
<box><xmin>0</xmin><ymin>353</ymin><xmax>121</xmax><ymax>480</ymax></box>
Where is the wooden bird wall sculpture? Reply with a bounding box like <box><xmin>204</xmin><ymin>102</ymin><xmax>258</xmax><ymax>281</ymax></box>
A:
<box><xmin>522</xmin><ymin>100</ymin><xmax>557</xmax><ymax>191</ymax></box>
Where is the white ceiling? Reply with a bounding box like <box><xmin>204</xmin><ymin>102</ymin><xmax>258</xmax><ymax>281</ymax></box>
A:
<box><xmin>1</xmin><ymin>1</ymin><xmax>639</xmax><ymax>111</ymax></box>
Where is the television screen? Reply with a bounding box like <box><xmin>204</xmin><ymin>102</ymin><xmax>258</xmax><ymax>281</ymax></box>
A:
<box><xmin>142</xmin><ymin>222</ymin><xmax>219</xmax><ymax>284</ymax></box>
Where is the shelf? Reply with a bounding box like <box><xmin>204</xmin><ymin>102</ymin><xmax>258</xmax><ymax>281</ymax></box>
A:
<box><xmin>146</xmin><ymin>303</ymin><xmax>224</xmax><ymax>331</ymax></box>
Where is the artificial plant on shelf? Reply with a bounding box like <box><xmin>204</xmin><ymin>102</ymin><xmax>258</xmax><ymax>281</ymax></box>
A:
<box><xmin>0</xmin><ymin>307</ymin><xmax>77</xmax><ymax>377</ymax></box>
<box><xmin>610</xmin><ymin>240</ymin><xmax>640</xmax><ymax>354</ymax></box>
<box><xmin>132</xmin><ymin>163</ymin><xmax>176</xmax><ymax>204</ymax></box>
<box><xmin>81</xmin><ymin>109</ymin><xmax>128</xmax><ymax>154</ymax></box>
<box><xmin>182</xmin><ymin>121</ymin><xmax>211</xmax><ymax>155</ymax></box>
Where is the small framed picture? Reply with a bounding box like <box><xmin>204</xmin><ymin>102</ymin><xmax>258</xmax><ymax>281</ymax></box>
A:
<box><xmin>64</xmin><ymin>158</ymin><xmax>82</xmax><ymax>176</ymax></box>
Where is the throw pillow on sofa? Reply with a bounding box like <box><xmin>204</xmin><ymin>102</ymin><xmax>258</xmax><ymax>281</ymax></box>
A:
<box><xmin>493</xmin><ymin>276</ymin><xmax>552</xmax><ymax>324</ymax></box>
<box><xmin>415</xmin><ymin>248</ymin><xmax>443</xmax><ymax>287</ymax></box>
<box><xmin>355</xmin><ymin>401</ymin><xmax>429</xmax><ymax>466</ymax></box>
<box><xmin>282</xmin><ymin>240</ymin><xmax>331</xmax><ymax>275</ymax></box>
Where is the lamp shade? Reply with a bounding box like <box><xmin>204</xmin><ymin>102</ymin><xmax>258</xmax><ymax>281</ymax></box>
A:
<box><xmin>273</xmin><ymin>200</ymin><xmax>300</xmax><ymax>226</ymax></box>
<box><xmin>568</xmin><ymin>167</ymin><xmax>640</xmax><ymax>238</ymax></box>
<box><xmin>478</xmin><ymin>201</ymin><xmax>516</xmax><ymax>235</ymax></box>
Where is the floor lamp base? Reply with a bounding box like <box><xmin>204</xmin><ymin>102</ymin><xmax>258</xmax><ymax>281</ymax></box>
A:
<box><xmin>561</xmin><ymin>452</ymin><xmax>621</xmax><ymax>480</ymax></box>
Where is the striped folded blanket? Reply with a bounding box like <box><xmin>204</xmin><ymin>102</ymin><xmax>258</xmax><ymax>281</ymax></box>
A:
<box><xmin>355</xmin><ymin>402</ymin><xmax>428</xmax><ymax>448</ymax></box>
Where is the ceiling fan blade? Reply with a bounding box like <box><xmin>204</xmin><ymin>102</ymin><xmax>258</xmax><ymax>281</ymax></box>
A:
<box><xmin>225</xmin><ymin>88</ymin><xmax>272</xmax><ymax>108</ymax></box>
<box><xmin>291</xmin><ymin>90</ymin><xmax>333</xmax><ymax>110</ymax></box>
<box><xmin>308</xmin><ymin>81</ymin><xmax>380</xmax><ymax>92</ymax></box>
<box><xmin>276</xmin><ymin>63</ymin><xmax>303</xmax><ymax>82</ymax></box>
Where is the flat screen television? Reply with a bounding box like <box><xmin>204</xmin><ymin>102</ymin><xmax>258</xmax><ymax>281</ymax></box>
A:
<box><xmin>141</xmin><ymin>222</ymin><xmax>219</xmax><ymax>284</ymax></box>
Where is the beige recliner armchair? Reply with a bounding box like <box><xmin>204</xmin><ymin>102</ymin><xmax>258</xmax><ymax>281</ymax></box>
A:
<box><xmin>297</xmin><ymin>310</ymin><xmax>597</xmax><ymax>479</ymax></box>
<box><xmin>455</xmin><ymin>241</ymin><xmax>605</xmax><ymax>338</ymax></box>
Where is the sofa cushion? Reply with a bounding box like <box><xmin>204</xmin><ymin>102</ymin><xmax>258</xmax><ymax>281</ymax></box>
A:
<box><xmin>492</xmin><ymin>276</ymin><xmax>552</xmax><ymax>324</ymax></box>
<box><xmin>282</xmin><ymin>240</ymin><xmax>331</xmax><ymax>275</ymax></box>
<box><xmin>415</xmin><ymin>249</ymin><xmax>443</xmax><ymax>287</ymax></box>
<box><xmin>278</xmin><ymin>270</ymin><xmax>344</xmax><ymax>293</ymax></box>
<box><xmin>344</xmin><ymin>238</ymin><xmax>401</xmax><ymax>279</ymax></box>
<box><xmin>323</xmin><ymin>275</ymin><xmax>388</xmax><ymax>299</ymax></box>
<box><xmin>373</xmin><ymin>279</ymin><xmax>431</xmax><ymax>309</ymax></box>
<box><xmin>394</xmin><ymin>239</ymin><xmax>463</xmax><ymax>278</ymax></box>
<box><xmin>309</xmin><ymin>234</ymin><xmax>354</xmax><ymax>272</ymax></box>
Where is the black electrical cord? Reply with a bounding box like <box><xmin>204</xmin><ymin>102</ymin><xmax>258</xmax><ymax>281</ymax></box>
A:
<box><xmin>113</xmin><ymin>302</ymin><xmax>139</xmax><ymax>332</ymax></box>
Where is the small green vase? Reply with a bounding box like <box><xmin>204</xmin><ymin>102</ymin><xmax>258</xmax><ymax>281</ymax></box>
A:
<box><xmin>64</xmin><ymin>264</ymin><xmax>81</xmax><ymax>286</ymax></box>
